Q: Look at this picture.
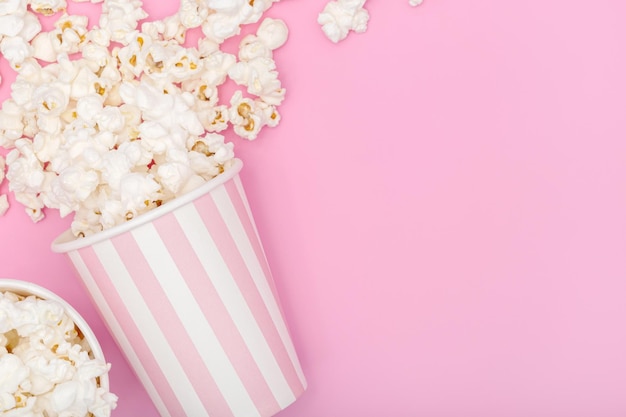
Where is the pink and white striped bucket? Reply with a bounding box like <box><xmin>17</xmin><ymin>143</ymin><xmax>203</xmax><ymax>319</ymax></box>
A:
<box><xmin>51</xmin><ymin>159</ymin><xmax>306</xmax><ymax>417</ymax></box>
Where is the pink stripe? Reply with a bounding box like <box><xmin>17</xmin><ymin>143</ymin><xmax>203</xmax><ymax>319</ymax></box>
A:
<box><xmin>152</xmin><ymin>212</ymin><xmax>281</xmax><ymax>415</ymax></box>
<box><xmin>194</xmin><ymin>186</ymin><xmax>306</xmax><ymax>398</ymax></box>
<box><xmin>77</xmin><ymin>246</ymin><xmax>187</xmax><ymax>417</ymax></box>
<box><xmin>110</xmin><ymin>230</ymin><xmax>234</xmax><ymax>417</ymax></box>
<box><xmin>225</xmin><ymin>181</ymin><xmax>284</xmax><ymax>319</ymax></box>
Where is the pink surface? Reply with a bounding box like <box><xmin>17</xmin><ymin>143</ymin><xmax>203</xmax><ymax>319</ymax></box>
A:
<box><xmin>1</xmin><ymin>1</ymin><xmax>626</xmax><ymax>416</ymax></box>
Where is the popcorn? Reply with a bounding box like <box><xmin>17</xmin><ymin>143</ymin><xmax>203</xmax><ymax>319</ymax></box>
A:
<box><xmin>255</xmin><ymin>17</ymin><xmax>289</xmax><ymax>51</ymax></box>
<box><xmin>17</xmin><ymin>12</ymin><xmax>42</xmax><ymax>43</ymax></box>
<box><xmin>0</xmin><ymin>34</ymin><xmax>33</xmax><ymax>68</ymax></box>
<box><xmin>238</xmin><ymin>18</ymin><xmax>288</xmax><ymax>62</ymax></box>
<box><xmin>0</xmin><ymin>289</ymin><xmax>117</xmax><ymax>416</ymax></box>
<box><xmin>0</xmin><ymin>0</ymin><xmax>289</xmax><ymax>236</ymax></box>
<box><xmin>0</xmin><ymin>195</ymin><xmax>8</xmax><ymax>216</ymax></box>
<box><xmin>228</xmin><ymin>90</ymin><xmax>279</xmax><ymax>140</ymax></box>
<box><xmin>201</xmin><ymin>0</ymin><xmax>274</xmax><ymax>44</ymax></box>
<box><xmin>28</xmin><ymin>0</ymin><xmax>67</xmax><ymax>16</ymax></box>
<box><xmin>32</xmin><ymin>82</ymin><xmax>70</xmax><ymax>118</ymax></box>
<box><xmin>179</xmin><ymin>0</ymin><xmax>211</xmax><ymax>29</ymax></box>
<box><xmin>318</xmin><ymin>0</ymin><xmax>370</xmax><ymax>43</ymax></box>
<box><xmin>0</xmin><ymin>13</ymin><xmax>26</xmax><ymax>38</ymax></box>
<box><xmin>99</xmin><ymin>0</ymin><xmax>148</xmax><ymax>43</ymax></box>
<box><xmin>228</xmin><ymin>56</ymin><xmax>285</xmax><ymax>105</ymax></box>
<box><xmin>30</xmin><ymin>14</ymin><xmax>89</xmax><ymax>62</ymax></box>
<box><xmin>197</xmin><ymin>49</ymin><xmax>237</xmax><ymax>87</ymax></box>
<box><xmin>0</xmin><ymin>100</ymin><xmax>27</xmax><ymax>147</ymax></box>
<box><xmin>409</xmin><ymin>0</ymin><xmax>424</xmax><ymax>5</ymax></box>
<box><xmin>0</xmin><ymin>0</ymin><xmax>25</xmax><ymax>16</ymax></box>
<box><xmin>5</xmin><ymin>139</ymin><xmax>50</xmax><ymax>222</ymax></box>
<box><xmin>141</xmin><ymin>15</ymin><xmax>185</xmax><ymax>44</ymax></box>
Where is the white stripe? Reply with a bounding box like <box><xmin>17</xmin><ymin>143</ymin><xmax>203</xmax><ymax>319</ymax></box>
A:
<box><xmin>175</xmin><ymin>201</ymin><xmax>295</xmax><ymax>407</ymax></box>
<box><xmin>132</xmin><ymin>223</ymin><xmax>260</xmax><ymax>417</ymax></box>
<box><xmin>91</xmin><ymin>240</ymin><xmax>210</xmax><ymax>417</ymax></box>
<box><xmin>213</xmin><ymin>187</ymin><xmax>305</xmax><ymax>400</ymax></box>
<box><xmin>68</xmin><ymin>251</ymin><xmax>172</xmax><ymax>417</ymax></box>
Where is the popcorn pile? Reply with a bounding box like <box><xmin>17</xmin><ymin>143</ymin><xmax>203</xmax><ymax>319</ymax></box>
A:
<box><xmin>318</xmin><ymin>0</ymin><xmax>424</xmax><ymax>43</ymax></box>
<box><xmin>0</xmin><ymin>290</ymin><xmax>116</xmax><ymax>417</ymax></box>
<box><xmin>0</xmin><ymin>0</ymin><xmax>288</xmax><ymax>237</ymax></box>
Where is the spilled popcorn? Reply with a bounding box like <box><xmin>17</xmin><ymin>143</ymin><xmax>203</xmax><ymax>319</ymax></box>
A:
<box><xmin>0</xmin><ymin>290</ymin><xmax>117</xmax><ymax>417</ymax></box>
<box><xmin>0</xmin><ymin>0</ymin><xmax>287</xmax><ymax>237</ymax></box>
<box><xmin>318</xmin><ymin>0</ymin><xmax>424</xmax><ymax>43</ymax></box>
<box><xmin>318</xmin><ymin>0</ymin><xmax>369</xmax><ymax>44</ymax></box>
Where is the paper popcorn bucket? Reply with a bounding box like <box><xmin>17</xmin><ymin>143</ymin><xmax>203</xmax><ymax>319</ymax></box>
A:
<box><xmin>51</xmin><ymin>159</ymin><xmax>306</xmax><ymax>417</ymax></box>
<box><xmin>0</xmin><ymin>278</ymin><xmax>110</xmax><ymax>391</ymax></box>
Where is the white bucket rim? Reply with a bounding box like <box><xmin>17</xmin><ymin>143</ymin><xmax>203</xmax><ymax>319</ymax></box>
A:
<box><xmin>51</xmin><ymin>158</ymin><xmax>243</xmax><ymax>253</ymax></box>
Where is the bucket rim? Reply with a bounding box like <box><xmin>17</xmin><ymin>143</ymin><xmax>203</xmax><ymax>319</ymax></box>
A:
<box><xmin>51</xmin><ymin>158</ymin><xmax>243</xmax><ymax>253</ymax></box>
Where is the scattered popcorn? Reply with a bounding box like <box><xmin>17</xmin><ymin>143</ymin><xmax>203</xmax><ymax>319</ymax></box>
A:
<box><xmin>228</xmin><ymin>90</ymin><xmax>280</xmax><ymax>140</ymax></box>
<box><xmin>201</xmin><ymin>0</ymin><xmax>278</xmax><ymax>44</ymax></box>
<box><xmin>0</xmin><ymin>35</ymin><xmax>33</xmax><ymax>68</ymax></box>
<box><xmin>178</xmin><ymin>0</ymin><xmax>211</xmax><ymax>29</ymax></box>
<box><xmin>237</xmin><ymin>17</ymin><xmax>287</xmax><ymax>62</ymax></box>
<box><xmin>229</xmin><ymin>56</ymin><xmax>285</xmax><ymax>105</ymax></box>
<box><xmin>0</xmin><ymin>13</ymin><xmax>27</xmax><ymax>38</ymax></box>
<box><xmin>29</xmin><ymin>0</ymin><xmax>67</xmax><ymax>16</ymax></box>
<box><xmin>0</xmin><ymin>0</ymin><xmax>25</xmax><ymax>17</ymax></box>
<box><xmin>0</xmin><ymin>0</ymin><xmax>290</xmax><ymax>236</ymax></box>
<box><xmin>0</xmin><ymin>289</ymin><xmax>117</xmax><ymax>416</ymax></box>
<box><xmin>98</xmin><ymin>0</ymin><xmax>147</xmax><ymax>43</ymax></box>
<box><xmin>318</xmin><ymin>0</ymin><xmax>370</xmax><ymax>43</ymax></box>
<box><xmin>31</xmin><ymin>14</ymin><xmax>89</xmax><ymax>62</ymax></box>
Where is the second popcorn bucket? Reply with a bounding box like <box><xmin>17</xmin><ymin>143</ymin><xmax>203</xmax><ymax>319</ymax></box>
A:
<box><xmin>51</xmin><ymin>159</ymin><xmax>306</xmax><ymax>417</ymax></box>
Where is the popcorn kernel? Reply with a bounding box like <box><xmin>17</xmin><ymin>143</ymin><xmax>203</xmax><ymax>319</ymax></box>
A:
<box><xmin>94</xmin><ymin>83</ymin><xmax>106</xmax><ymax>95</ymax></box>
<box><xmin>244</xmin><ymin>119</ymin><xmax>255</xmax><ymax>132</ymax></box>
<box><xmin>237</xmin><ymin>102</ymin><xmax>252</xmax><ymax>118</ymax></box>
<box><xmin>14</xmin><ymin>394</ymin><xmax>26</xmax><ymax>408</ymax></box>
<box><xmin>4</xmin><ymin>329</ymin><xmax>19</xmax><ymax>353</ymax></box>
<box><xmin>191</xmin><ymin>141</ymin><xmax>209</xmax><ymax>154</ymax></box>
<box><xmin>0</xmin><ymin>0</ymin><xmax>279</xmax><ymax>238</ymax></box>
<box><xmin>35</xmin><ymin>7</ymin><xmax>55</xmax><ymax>15</ymax></box>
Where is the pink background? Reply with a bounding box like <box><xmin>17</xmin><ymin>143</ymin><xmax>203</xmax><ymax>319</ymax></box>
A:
<box><xmin>2</xmin><ymin>0</ymin><xmax>626</xmax><ymax>416</ymax></box>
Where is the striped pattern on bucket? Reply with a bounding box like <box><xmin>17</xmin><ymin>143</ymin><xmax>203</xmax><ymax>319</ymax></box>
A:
<box><xmin>64</xmin><ymin>175</ymin><xmax>306</xmax><ymax>417</ymax></box>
